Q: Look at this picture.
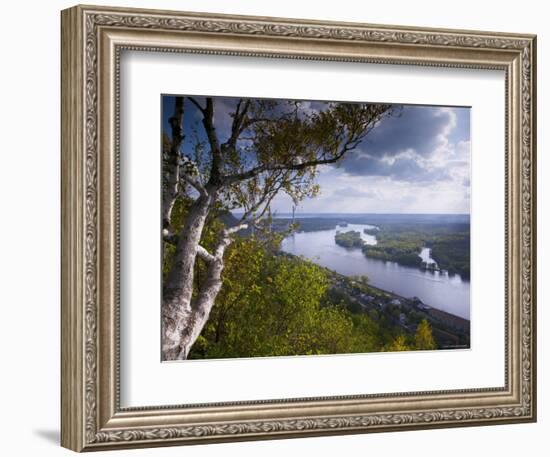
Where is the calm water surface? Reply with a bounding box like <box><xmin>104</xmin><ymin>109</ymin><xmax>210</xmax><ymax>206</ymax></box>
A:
<box><xmin>281</xmin><ymin>224</ymin><xmax>470</xmax><ymax>319</ymax></box>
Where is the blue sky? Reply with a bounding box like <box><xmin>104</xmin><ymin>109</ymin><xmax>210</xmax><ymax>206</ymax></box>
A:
<box><xmin>162</xmin><ymin>95</ymin><xmax>470</xmax><ymax>214</ymax></box>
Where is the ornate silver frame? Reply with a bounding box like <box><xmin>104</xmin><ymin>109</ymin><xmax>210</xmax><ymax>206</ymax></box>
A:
<box><xmin>61</xmin><ymin>4</ymin><xmax>537</xmax><ymax>452</ymax></box>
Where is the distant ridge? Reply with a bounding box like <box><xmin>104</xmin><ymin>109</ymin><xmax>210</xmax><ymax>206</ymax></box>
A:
<box><xmin>233</xmin><ymin>212</ymin><xmax>470</xmax><ymax>225</ymax></box>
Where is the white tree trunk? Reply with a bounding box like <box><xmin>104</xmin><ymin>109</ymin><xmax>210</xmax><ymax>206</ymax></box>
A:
<box><xmin>170</xmin><ymin>236</ymin><xmax>231</xmax><ymax>360</ymax></box>
<box><xmin>162</xmin><ymin>194</ymin><xmax>214</xmax><ymax>360</ymax></box>
<box><xmin>161</xmin><ymin>189</ymin><xmax>246</xmax><ymax>360</ymax></box>
<box><xmin>162</xmin><ymin>96</ymin><xmax>184</xmax><ymax>231</ymax></box>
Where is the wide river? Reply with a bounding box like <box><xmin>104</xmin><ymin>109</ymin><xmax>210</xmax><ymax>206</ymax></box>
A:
<box><xmin>280</xmin><ymin>223</ymin><xmax>470</xmax><ymax>319</ymax></box>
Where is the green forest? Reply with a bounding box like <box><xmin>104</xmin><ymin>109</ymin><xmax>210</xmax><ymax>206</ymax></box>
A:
<box><xmin>335</xmin><ymin>230</ymin><xmax>364</xmax><ymax>248</ymax></box>
<box><xmin>272</xmin><ymin>216</ymin><xmax>470</xmax><ymax>279</ymax></box>
<box><xmin>164</xmin><ymin>199</ymin><xmax>438</xmax><ymax>359</ymax></box>
<box><xmin>361</xmin><ymin>223</ymin><xmax>470</xmax><ymax>278</ymax></box>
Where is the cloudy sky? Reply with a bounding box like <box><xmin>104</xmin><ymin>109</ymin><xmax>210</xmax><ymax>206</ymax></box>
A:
<box><xmin>163</xmin><ymin>96</ymin><xmax>470</xmax><ymax>215</ymax></box>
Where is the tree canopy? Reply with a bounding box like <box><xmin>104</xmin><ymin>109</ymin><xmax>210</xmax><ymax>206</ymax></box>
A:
<box><xmin>160</xmin><ymin>95</ymin><xmax>396</xmax><ymax>360</ymax></box>
<box><xmin>163</xmin><ymin>194</ymin><xmax>439</xmax><ymax>359</ymax></box>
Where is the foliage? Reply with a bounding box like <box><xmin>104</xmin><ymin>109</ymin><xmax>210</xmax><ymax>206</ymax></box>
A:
<box><xmin>384</xmin><ymin>335</ymin><xmax>412</xmax><ymax>352</ymax></box>
<box><xmin>334</xmin><ymin>230</ymin><xmax>364</xmax><ymax>248</ymax></box>
<box><xmin>414</xmin><ymin>319</ymin><xmax>437</xmax><ymax>350</ymax></box>
<box><xmin>430</xmin><ymin>234</ymin><xmax>470</xmax><ymax>279</ymax></box>
<box><xmin>382</xmin><ymin>319</ymin><xmax>437</xmax><ymax>352</ymax></box>
<box><xmin>363</xmin><ymin>227</ymin><xmax>379</xmax><ymax>236</ymax></box>
<box><xmin>172</xmin><ymin>211</ymin><xmax>414</xmax><ymax>359</ymax></box>
<box><xmin>350</xmin><ymin>275</ymin><xmax>370</xmax><ymax>286</ymax></box>
<box><xmin>361</xmin><ymin>222</ymin><xmax>470</xmax><ymax>278</ymax></box>
<box><xmin>163</xmin><ymin>198</ymin><xmax>453</xmax><ymax>358</ymax></box>
<box><xmin>362</xmin><ymin>228</ymin><xmax>425</xmax><ymax>267</ymax></box>
<box><xmin>188</xmin><ymin>240</ymin><xmax>360</xmax><ymax>358</ymax></box>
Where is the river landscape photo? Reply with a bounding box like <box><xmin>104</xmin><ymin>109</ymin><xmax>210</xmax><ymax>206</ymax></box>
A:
<box><xmin>277</xmin><ymin>213</ymin><xmax>470</xmax><ymax>347</ymax></box>
<box><xmin>161</xmin><ymin>94</ymin><xmax>471</xmax><ymax>361</ymax></box>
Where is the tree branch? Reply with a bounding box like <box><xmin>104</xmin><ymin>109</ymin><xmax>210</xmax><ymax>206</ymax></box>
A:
<box><xmin>234</xmin><ymin>170</ymin><xmax>285</xmax><ymax>226</ymax></box>
<box><xmin>163</xmin><ymin>96</ymin><xmax>185</xmax><ymax>231</ymax></box>
<box><xmin>197</xmin><ymin>223</ymin><xmax>248</xmax><ymax>268</ymax></box>
<box><xmin>224</xmin><ymin>223</ymin><xmax>249</xmax><ymax>235</ymax></box>
<box><xmin>220</xmin><ymin>103</ymin><xmax>391</xmax><ymax>186</ymax></box>
<box><xmin>188</xmin><ymin>97</ymin><xmax>206</xmax><ymax>115</ymax></box>
<box><xmin>180</xmin><ymin>173</ymin><xmax>208</xmax><ymax>197</ymax></box>
<box><xmin>222</xmin><ymin>148</ymin><xmax>348</xmax><ymax>185</ymax></box>
<box><xmin>196</xmin><ymin>245</ymin><xmax>216</xmax><ymax>264</ymax></box>
<box><xmin>226</xmin><ymin>99</ymin><xmax>251</xmax><ymax>149</ymax></box>
<box><xmin>191</xmin><ymin>98</ymin><xmax>223</xmax><ymax>185</ymax></box>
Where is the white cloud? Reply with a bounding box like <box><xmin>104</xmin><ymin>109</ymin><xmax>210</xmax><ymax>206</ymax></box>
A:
<box><xmin>271</xmin><ymin>105</ymin><xmax>470</xmax><ymax>214</ymax></box>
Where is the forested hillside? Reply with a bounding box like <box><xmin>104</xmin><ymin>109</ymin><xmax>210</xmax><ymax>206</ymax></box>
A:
<box><xmin>163</xmin><ymin>198</ymin><xmax>443</xmax><ymax>359</ymax></box>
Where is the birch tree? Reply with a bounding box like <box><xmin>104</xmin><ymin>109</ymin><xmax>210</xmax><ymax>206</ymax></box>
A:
<box><xmin>161</xmin><ymin>96</ymin><xmax>391</xmax><ymax>360</ymax></box>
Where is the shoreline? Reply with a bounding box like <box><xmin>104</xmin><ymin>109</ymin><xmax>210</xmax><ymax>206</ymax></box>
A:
<box><xmin>334</xmin><ymin>269</ymin><xmax>470</xmax><ymax>325</ymax></box>
<box><xmin>365</xmin><ymin>281</ymin><xmax>470</xmax><ymax>332</ymax></box>
<box><xmin>325</xmin><ymin>267</ymin><xmax>471</xmax><ymax>348</ymax></box>
<box><xmin>279</xmin><ymin>250</ymin><xmax>470</xmax><ymax>325</ymax></box>
<box><xmin>271</xmin><ymin>215</ymin><xmax>470</xmax><ymax>281</ymax></box>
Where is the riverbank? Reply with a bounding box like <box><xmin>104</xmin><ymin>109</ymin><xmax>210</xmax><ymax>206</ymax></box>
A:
<box><xmin>325</xmin><ymin>268</ymin><xmax>470</xmax><ymax>349</ymax></box>
<box><xmin>281</xmin><ymin>224</ymin><xmax>470</xmax><ymax>319</ymax></box>
<box><xmin>271</xmin><ymin>214</ymin><xmax>471</xmax><ymax>280</ymax></box>
<box><xmin>279</xmin><ymin>250</ymin><xmax>470</xmax><ymax>349</ymax></box>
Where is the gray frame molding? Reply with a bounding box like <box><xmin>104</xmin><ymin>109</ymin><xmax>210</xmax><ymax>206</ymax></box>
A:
<box><xmin>61</xmin><ymin>4</ymin><xmax>536</xmax><ymax>452</ymax></box>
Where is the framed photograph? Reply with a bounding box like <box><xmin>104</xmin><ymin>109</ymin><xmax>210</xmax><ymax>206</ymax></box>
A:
<box><xmin>61</xmin><ymin>4</ymin><xmax>537</xmax><ymax>452</ymax></box>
